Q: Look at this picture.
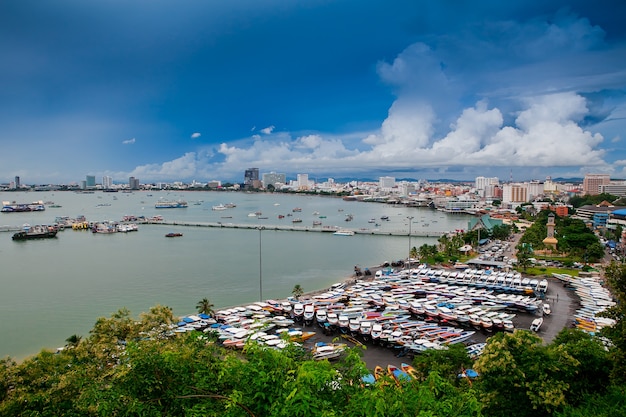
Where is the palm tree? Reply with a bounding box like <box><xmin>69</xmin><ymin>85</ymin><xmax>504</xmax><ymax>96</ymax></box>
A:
<box><xmin>292</xmin><ymin>284</ymin><xmax>304</xmax><ymax>300</ymax></box>
<box><xmin>196</xmin><ymin>298</ymin><xmax>215</xmax><ymax>317</ymax></box>
<box><xmin>65</xmin><ymin>334</ymin><xmax>82</xmax><ymax>348</ymax></box>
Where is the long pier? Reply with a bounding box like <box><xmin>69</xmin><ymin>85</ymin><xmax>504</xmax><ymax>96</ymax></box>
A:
<box><xmin>0</xmin><ymin>220</ymin><xmax>447</xmax><ymax>237</ymax></box>
<box><xmin>147</xmin><ymin>220</ymin><xmax>446</xmax><ymax>237</ymax></box>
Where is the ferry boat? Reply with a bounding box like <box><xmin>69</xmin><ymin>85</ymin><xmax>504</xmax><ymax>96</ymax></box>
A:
<box><xmin>154</xmin><ymin>200</ymin><xmax>188</xmax><ymax>209</ymax></box>
<box><xmin>2</xmin><ymin>200</ymin><xmax>46</xmax><ymax>212</ymax></box>
<box><xmin>12</xmin><ymin>224</ymin><xmax>57</xmax><ymax>240</ymax></box>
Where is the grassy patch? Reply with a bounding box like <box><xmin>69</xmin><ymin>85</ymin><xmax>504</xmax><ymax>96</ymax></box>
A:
<box><xmin>517</xmin><ymin>266</ymin><xmax>581</xmax><ymax>276</ymax></box>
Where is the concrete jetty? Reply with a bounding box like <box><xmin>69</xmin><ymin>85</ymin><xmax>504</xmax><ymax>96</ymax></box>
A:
<box><xmin>147</xmin><ymin>220</ymin><xmax>447</xmax><ymax>237</ymax></box>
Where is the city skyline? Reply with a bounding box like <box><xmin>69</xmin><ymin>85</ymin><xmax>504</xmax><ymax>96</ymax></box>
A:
<box><xmin>1</xmin><ymin>1</ymin><xmax>625</xmax><ymax>184</ymax></box>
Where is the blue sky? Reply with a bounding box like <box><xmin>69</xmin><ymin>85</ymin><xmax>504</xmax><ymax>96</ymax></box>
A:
<box><xmin>1</xmin><ymin>0</ymin><xmax>625</xmax><ymax>184</ymax></box>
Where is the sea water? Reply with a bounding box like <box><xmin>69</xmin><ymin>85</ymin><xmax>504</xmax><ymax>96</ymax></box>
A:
<box><xmin>0</xmin><ymin>190</ymin><xmax>471</xmax><ymax>360</ymax></box>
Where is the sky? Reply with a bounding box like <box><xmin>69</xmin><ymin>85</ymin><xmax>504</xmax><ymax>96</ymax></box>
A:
<box><xmin>1</xmin><ymin>0</ymin><xmax>625</xmax><ymax>185</ymax></box>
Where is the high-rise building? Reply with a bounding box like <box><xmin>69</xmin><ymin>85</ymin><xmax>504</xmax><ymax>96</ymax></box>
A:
<box><xmin>583</xmin><ymin>174</ymin><xmax>610</xmax><ymax>195</ymax></box>
<box><xmin>86</xmin><ymin>175</ymin><xmax>96</xmax><ymax>188</ymax></box>
<box><xmin>244</xmin><ymin>168</ymin><xmax>260</xmax><ymax>188</ymax></box>
<box><xmin>102</xmin><ymin>176</ymin><xmax>113</xmax><ymax>189</ymax></box>
<box><xmin>14</xmin><ymin>176</ymin><xmax>20</xmax><ymax>189</ymax></box>
<box><xmin>502</xmin><ymin>183</ymin><xmax>528</xmax><ymax>204</ymax></box>
<box><xmin>379</xmin><ymin>176</ymin><xmax>396</xmax><ymax>189</ymax></box>
<box><xmin>262</xmin><ymin>172</ymin><xmax>286</xmax><ymax>188</ymax></box>
<box><xmin>129</xmin><ymin>176</ymin><xmax>140</xmax><ymax>190</ymax></box>
<box><xmin>297</xmin><ymin>173</ymin><xmax>309</xmax><ymax>190</ymax></box>
<box><xmin>527</xmin><ymin>180</ymin><xmax>544</xmax><ymax>200</ymax></box>
<box><xmin>475</xmin><ymin>176</ymin><xmax>499</xmax><ymax>197</ymax></box>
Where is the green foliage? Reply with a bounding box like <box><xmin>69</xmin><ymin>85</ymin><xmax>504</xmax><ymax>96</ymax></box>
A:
<box><xmin>569</xmin><ymin>193</ymin><xmax>618</xmax><ymax>208</ymax></box>
<box><xmin>490</xmin><ymin>224</ymin><xmax>512</xmax><ymax>241</ymax></box>
<box><xmin>517</xmin><ymin>210</ymin><xmax>602</xmax><ymax>261</ymax></box>
<box><xmin>2</xmin><ymin>303</ymin><xmax>626</xmax><ymax>417</ymax></box>
<box><xmin>196</xmin><ymin>298</ymin><xmax>215</xmax><ymax>316</ymax></box>
<box><xmin>474</xmin><ymin>331</ymin><xmax>579</xmax><ymax>417</ymax></box>
<box><xmin>552</xmin><ymin>329</ymin><xmax>613</xmax><ymax>402</ymax></box>
<box><xmin>410</xmin><ymin>343</ymin><xmax>472</xmax><ymax>383</ymax></box>
<box><xmin>600</xmin><ymin>262</ymin><xmax>626</xmax><ymax>383</ymax></box>
<box><xmin>292</xmin><ymin>284</ymin><xmax>304</xmax><ymax>299</ymax></box>
<box><xmin>556</xmin><ymin>385</ymin><xmax>626</xmax><ymax>417</ymax></box>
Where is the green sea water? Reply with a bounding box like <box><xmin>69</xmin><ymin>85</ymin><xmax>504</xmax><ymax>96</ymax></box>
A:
<box><xmin>0</xmin><ymin>190</ymin><xmax>471</xmax><ymax>360</ymax></box>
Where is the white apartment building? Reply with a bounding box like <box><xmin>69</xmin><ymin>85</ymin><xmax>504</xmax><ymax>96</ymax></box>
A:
<box><xmin>297</xmin><ymin>173</ymin><xmax>310</xmax><ymax>190</ymax></box>
<box><xmin>262</xmin><ymin>172</ymin><xmax>286</xmax><ymax>188</ymax></box>
<box><xmin>475</xmin><ymin>176</ymin><xmax>499</xmax><ymax>198</ymax></box>
<box><xmin>379</xmin><ymin>176</ymin><xmax>396</xmax><ymax>190</ymax></box>
<box><xmin>527</xmin><ymin>180</ymin><xmax>544</xmax><ymax>200</ymax></box>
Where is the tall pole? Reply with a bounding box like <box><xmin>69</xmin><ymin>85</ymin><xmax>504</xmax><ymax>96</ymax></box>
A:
<box><xmin>407</xmin><ymin>216</ymin><xmax>414</xmax><ymax>273</ymax></box>
<box><xmin>258</xmin><ymin>226</ymin><xmax>264</xmax><ymax>302</ymax></box>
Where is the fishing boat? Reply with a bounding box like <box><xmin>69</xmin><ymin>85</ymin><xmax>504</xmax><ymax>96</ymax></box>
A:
<box><xmin>292</xmin><ymin>303</ymin><xmax>304</xmax><ymax>322</ymax></box>
<box><xmin>303</xmin><ymin>304</ymin><xmax>315</xmax><ymax>326</ymax></box>
<box><xmin>530</xmin><ymin>317</ymin><xmax>543</xmax><ymax>332</ymax></box>
<box><xmin>400</xmin><ymin>363</ymin><xmax>419</xmax><ymax>379</ymax></box>
<box><xmin>387</xmin><ymin>365</ymin><xmax>411</xmax><ymax>384</ymax></box>
<box><xmin>312</xmin><ymin>342</ymin><xmax>346</xmax><ymax>360</ymax></box>
<box><xmin>12</xmin><ymin>224</ymin><xmax>57</xmax><ymax>240</ymax></box>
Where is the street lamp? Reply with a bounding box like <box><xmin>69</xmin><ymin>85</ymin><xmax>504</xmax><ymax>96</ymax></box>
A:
<box><xmin>258</xmin><ymin>226</ymin><xmax>265</xmax><ymax>302</ymax></box>
<box><xmin>407</xmin><ymin>216</ymin><xmax>414</xmax><ymax>273</ymax></box>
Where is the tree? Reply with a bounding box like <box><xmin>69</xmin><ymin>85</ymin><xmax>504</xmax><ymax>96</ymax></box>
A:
<box><xmin>410</xmin><ymin>343</ymin><xmax>472</xmax><ymax>383</ymax></box>
<box><xmin>600</xmin><ymin>262</ymin><xmax>626</xmax><ymax>383</ymax></box>
<box><xmin>474</xmin><ymin>331</ymin><xmax>578</xmax><ymax>417</ymax></box>
<box><xmin>552</xmin><ymin>328</ymin><xmax>613</xmax><ymax>403</ymax></box>
<box><xmin>292</xmin><ymin>284</ymin><xmax>304</xmax><ymax>299</ymax></box>
<box><xmin>491</xmin><ymin>224</ymin><xmax>512</xmax><ymax>241</ymax></box>
<box><xmin>65</xmin><ymin>334</ymin><xmax>82</xmax><ymax>348</ymax></box>
<box><xmin>196</xmin><ymin>298</ymin><xmax>215</xmax><ymax>317</ymax></box>
<box><xmin>516</xmin><ymin>243</ymin><xmax>534</xmax><ymax>271</ymax></box>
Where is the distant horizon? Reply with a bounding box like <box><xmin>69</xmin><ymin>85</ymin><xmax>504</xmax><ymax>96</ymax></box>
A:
<box><xmin>2</xmin><ymin>175</ymin><xmax>604</xmax><ymax>188</ymax></box>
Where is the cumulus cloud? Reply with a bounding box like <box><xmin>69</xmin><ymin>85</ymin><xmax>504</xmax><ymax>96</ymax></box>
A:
<box><xmin>122</xmin><ymin>138</ymin><xmax>136</xmax><ymax>145</ymax></box>
<box><xmin>260</xmin><ymin>125</ymin><xmax>275</xmax><ymax>135</ymax></box>
<box><xmin>127</xmin><ymin>152</ymin><xmax>201</xmax><ymax>180</ymax></box>
<box><xmin>191</xmin><ymin>132</ymin><xmax>201</xmax><ymax>139</ymax></box>
<box><xmin>121</xmin><ymin>9</ymin><xmax>620</xmax><ymax>181</ymax></box>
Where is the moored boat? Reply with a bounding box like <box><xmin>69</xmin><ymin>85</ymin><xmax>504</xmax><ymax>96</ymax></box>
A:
<box><xmin>530</xmin><ymin>317</ymin><xmax>543</xmax><ymax>332</ymax></box>
<box><xmin>12</xmin><ymin>224</ymin><xmax>57</xmax><ymax>240</ymax></box>
<box><xmin>333</xmin><ymin>229</ymin><xmax>354</xmax><ymax>236</ymax></box>
<box><xmin>2</xmin><ymin>200</ymin><xmax>46</xmax><ymax>213</ymax></box>
<box><xmin>155</xmin><ymin>199</ymin><xmax>188</xmax><ymax>209</ymax></box>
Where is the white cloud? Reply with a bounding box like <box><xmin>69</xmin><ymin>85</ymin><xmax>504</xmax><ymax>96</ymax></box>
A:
<box><xmin>128</xmin><ymin>152</ymin><xmax>199</xmax><ymax>180</ymax></box>
<box><xmin>122</xmin><ymin>138</ymin><xmax>136</xmax><ymax>145</ymax></box>
<box><xmin>260</xmin><ymin>125</ymin><xmax>275</xmax><ymax>135</ymax></box>
<box><xmin>124</xmin><ymin>91</ymin><xmax>610</xmax><ymax>181</ymax></box>
<box><xmin>191</xmin><ymin>132</ymin><xmax>201</xmax><ymax>139</ymax></box>
<box><xmin>118</xmin><ymin>10</ymin><xmax>621</xmax><ymax>182</ymax></box>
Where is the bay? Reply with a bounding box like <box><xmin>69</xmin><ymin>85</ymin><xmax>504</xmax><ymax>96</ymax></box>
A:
<box><xmin>0</xmin><ymin>190</ymin><xmax>472</xmax><ymax>360</ymax></box>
